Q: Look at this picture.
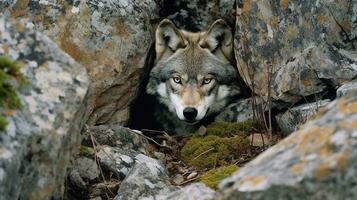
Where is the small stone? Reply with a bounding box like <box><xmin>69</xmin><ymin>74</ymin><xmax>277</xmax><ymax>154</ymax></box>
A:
<box><xmin>154</xmin><ymin>152</ymin><xmax>166</xmax><ymax>161</ymax></box>
<box><xmin>172</xmin><ymin>174</ymin><xmax>184</xmax><ymax>185</ymax></box>
<box><xmin>187</xmin><ymin>172</ymin><xmax>198</xmax><ymax>179</ymax></box>
<box><xmin>197</xmin><ymin>126</ymin><xmax>207</xmax><ymax>136</ymax></box>
<box><xmin>74</xmin><ymin>157</ymin><xmax>100</xmax><ymax>181</ymax></box>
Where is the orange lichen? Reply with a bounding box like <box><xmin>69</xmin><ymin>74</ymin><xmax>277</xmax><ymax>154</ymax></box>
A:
<box><xmin>319</xmin><ymin>146</ymin><xmax>333</xmax><ymax>157</ymax></box>
<box><xmin>113</xmin><ymin>20</ymin><xmax>130</xmax><ymax>39</ymax></box>
<box><xmin>286</xmin><ymin>25</ymin><xmax>299</xmax><ymax>39</ymax></box>
<box><xmin>58</xmin><ymin>23</ymin><xmax>82</xmax><ymax>62</ymax></box>
<box><xmin>317</xmin><ymin>15</ymin><xmax>327</xmax><ymax>25</ymax></box>
<box><xmin>280</xmin><ymin>0</ymin><xmax>289</xmax><ymax>10</ymax></box>
<box><xmin>290</xmin><ymin>162</ymin><xmax>305</xmax><ymax>174</ymax></box>
<box><xmin>338</xmin><ymin>120</ymin><xmax>357</xmax><ymax>130</ymax></box>
<box><xmin>341</xmin><ymin>20</ymin><xmax>350</xmax><ymax>32</ymax></box>
<box><xmin>314</xmin><ymin>163</ymin><xmax>331</xmax><ymax>181</ymax></box>
<box><xmin>335</xmin><ymin>153</ymin><xmax>349</xmax><ymax>171</ymax></box>
<box><xmin>337</xmin><ymin>98</ymin><xmax>357</xmax><ymax>115</ymax></box>
<box><xmin>240</xmin><ymin>175</ymin><xmax>267</xmax><ymax>188</ymax></box>
<box><xmin>242</xmin><ymin>0</ymin><xmax>251</xmax><ymax>16</ymax></box>
<box><xmin>298</xmin><ymin>126</ymin><xmax>334</xmax><ymax>154</ymax></box>
<box><xmin>14</xmin><ymin>21</ymin><xmax>25</xmax><ymax>33</ymax></box>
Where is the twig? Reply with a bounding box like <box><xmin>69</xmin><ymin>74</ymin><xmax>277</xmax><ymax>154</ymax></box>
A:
<box><xmin>86</xmin><ymin>125</ymin><xmax>115</xmax><ymax>198</ymax></box>
<box><xmin>193</xmin><ymin>148</ymin><xmax>214</xmax><ymax>160</ymax></box>
<box><xmin>133</xmin><ymin>129</ymin><xmax>166</xmax><ymax>147</ymax></box>
<box><xmin>178</xmin><ymin>176</ymin><xmax>201</xmax><ymax>186</ymax></box>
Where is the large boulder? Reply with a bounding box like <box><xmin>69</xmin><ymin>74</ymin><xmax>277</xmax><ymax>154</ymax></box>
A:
<box><xmin>235</xmin><ymin>0</ymin><xmax>357</xmax><ymax>103</ymax></box>
<box><xmin>0</xmin><ymin>15</ymin><xmax>89</xmax><ymax>200</ymax></box>
<box><xmin>219</xmin><ymin>93</ymin><xmax>357</xmax><ymax>199</ymax></box>
<box><xmin>2</xmin><ymin>0</ymin><xmax>159</xmax><ymax>126</ymax></box>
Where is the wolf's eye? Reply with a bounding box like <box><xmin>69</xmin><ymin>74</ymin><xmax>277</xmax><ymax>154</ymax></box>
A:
<box><xmin>172</xmin><ymin>76</ymin><xmax>182</xmax><ymax>84</ymax></box>
<box><xmin>203</xmin><ymin>78</ymin><xmax>212</xmax><ymax>85</ymax></box>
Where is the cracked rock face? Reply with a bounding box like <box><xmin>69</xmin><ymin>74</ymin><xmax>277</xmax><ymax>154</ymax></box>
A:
<box><xmin>235</xmin><ymin>0</ymin><xmax>357</xmax><ymax>103</ymax></box>
<box><xmin>0</xmin><ymin>15</ymin><xmax>89</xmax><ymax>200</ymax></box>
<box><xmin>276</xmin><ymin>99</ymin><xmax>331</xmax><ymax>135</ymax></box>
<box><xmin>219</xmin><ymin>93</ymin><xmax>357</xmax><ymax>200</ymax></box>
<box><xmin>114</xmin><ymin>154</ymin><xmax>176</xmax><ymax>200</ymax></box>
<box><xmin>2</xmin><ymin>0</ymin><xmax>159</xmax><ymax>126</ymax></box>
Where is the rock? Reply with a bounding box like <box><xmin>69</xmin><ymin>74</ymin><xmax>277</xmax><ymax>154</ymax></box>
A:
<box><xmin>214</xmin><ymin>98</ymin><xmax>254</xmax><ymax>123</ymax></box>
<box><xmin>215</xmin><ymin>98</ymin><xmax>279</xmax><ymax>123</ymax></box>
<box><xmin>96</xmin><ymin>146</ymin><xmax>137</xmax><ymax>179</ymax></box>
<box><xmin>197</xmin><ymin>126</ymin><xmax>208</xmax><ymax>136</ymax></box>
<box><xmin>114</xmin><ymin>154</ymin><xmax>176</xmax><ymax>200</ymax></box>
<box><xmin>158</xmin><ymin>0</ymin><xmax>235</xmax><ymax>31</ymax></box>
<box><xmin>156</xmin><ymin>183</ymin><xmax>216</xmax><ymax>200</ymax></box>
<box><xmin>69</xmin><ymin>169</ymin><xmax>87</xmax><ymax>190</ymax></box>
<box><xmin>235</xmin><ymin>0</ymin><xmax>357</xmax><ymax>103</ymax></box>
<box><xmin>0</xmin><ymin>15</ymin><xmax>89</xmax><ymax>200</ymax></box>
<box><xmin>276</xmin><ymin>99</ymin><xmax>331</xmax><ymax>135</ymax></box>
<box><xmin>154</xmin><ymin>151</ymin><xmax>166</xmax><ymax>162</ymax></box>
<box><xmin>89</xmin><ymin>181</ymin><xmax>119</xmax><ymax>199</ymax></box>
<box><xmin>337</xmin><ymin>80</ymin><xmax>357</xmax><ymax>97</ymax></box>
<box><xmin>73</xmin><ymin>157</ymin><xmax>99</xmax><ymax>181</ymax></box>
<box><xmin>172</xmin><ymin>174</ymin><xmax>184</xmax><ymax>185</ymax></box>
<box><xmin>219</xmin><ymin>93</ymin><xmax>357</xmax><ymax>199</ymax></box>
<box><xmin>2</xmin><ymin>0</ymin><xmax>159</xmax><ymax>126</ymax></box>
<box><xmin>82</xmin><ymin>125</ymin><xmax>151</xmax><ymax>155</ymax></box>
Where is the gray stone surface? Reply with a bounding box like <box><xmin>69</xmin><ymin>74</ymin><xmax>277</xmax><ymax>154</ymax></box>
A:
<box><xmin>156</xmin><ymin>183</ymin><xmax>216</xmax><ymax>200</ymax></box>
<box><xmin>2</xmin><ymin>0</ymin><xmax>159</xmax><ymax>126</ymax></box>
<box><xmin>74</xmin><ymin>157</ymin><xmax>99</xmax><ymax>181</ymax></box>
<box><xmin>82</xmin><ymin>125</ymin><xmax>150</xmax><ymax>155</ymax></box>
<box><xmin>219</xmin><ymin>93</ymin><xmax>357</xmax><ymax>200</ymax></box>
<box><xmin>235</xmin><ymin>0</ymin><xmax>357</xmax><ymax>103</ymax></box>
<box><xmin>114</xmin><ymin>154</ymin><xmax>176</xmax><ymax>200</ymax></box>
<box><xmin>337</xmin><ymin>79</ymin><xmax>357</xmax><ymax>97</ymax></box>
<box><xmin>276</xmin><ymin>99</ymin><xmax>331</xmax><ymax>135</ymax></box>
<box><xmin>97</xmin><ymin>145</ymin><xmax>137</xmax><ymax>178</ymax></box>
<box><xmin>0</xmin><ymin>15</ymin><xmax>89</xmax><ymax>200</ymax></box>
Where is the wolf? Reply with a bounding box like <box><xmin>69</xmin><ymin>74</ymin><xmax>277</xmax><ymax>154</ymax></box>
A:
<box><xmin>145</xmin><ymin>19</ymin><xmax>244</xmax><ymax>134</ymax></box>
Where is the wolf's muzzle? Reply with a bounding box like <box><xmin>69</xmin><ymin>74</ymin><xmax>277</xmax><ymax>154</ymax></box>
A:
<box><xmin>183</xmin><ymin>107</ymin><xmax>198</xmax><ymax>122</ymax></box>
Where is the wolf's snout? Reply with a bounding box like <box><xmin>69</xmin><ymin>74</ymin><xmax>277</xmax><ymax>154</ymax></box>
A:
<box><xmin>183</xmin><ymin>107</ymin><xmax>197</xmax><ymax>121</ymax></box>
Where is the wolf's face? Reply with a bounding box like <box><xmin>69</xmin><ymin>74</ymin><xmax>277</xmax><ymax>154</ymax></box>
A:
<box><xmin>147</xmin><ymin>19</ymin><xmax>240</xmax><ymax>124</ymax></box>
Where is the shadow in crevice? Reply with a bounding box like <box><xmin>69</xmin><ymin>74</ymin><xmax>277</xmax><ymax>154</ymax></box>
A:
<box><xmin>128</xmin><ymin>43</ymin><xmax>160</xmax><ymax>131</ymax></box>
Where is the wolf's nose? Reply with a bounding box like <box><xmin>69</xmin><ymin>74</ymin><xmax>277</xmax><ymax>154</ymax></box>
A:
<box><xmin>183</xmin><ymin>107</ymin><xmax>198</xmax><ymax>121</ymax></box>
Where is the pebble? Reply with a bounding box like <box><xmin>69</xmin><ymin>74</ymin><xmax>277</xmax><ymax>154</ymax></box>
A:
<box><xmin>172</xmin><ymin>174</ymin><xmax>184</xmax><ymax>185</ymax></box>
<box><xmin>187</xmin><ymin>171</ymin><xmax>198</xmax><ymax>179</ymax></box>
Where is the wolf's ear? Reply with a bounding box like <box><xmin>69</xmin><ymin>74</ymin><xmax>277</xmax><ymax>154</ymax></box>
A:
<box><xmin>155</xmin><ymin>19</ymin><xmax>186</xmax><ymax>60</ymax></box>
<box><xmin>200</xmin><ymin>19</ymin><xmax>233</xmax><ymax>61</ymax></box>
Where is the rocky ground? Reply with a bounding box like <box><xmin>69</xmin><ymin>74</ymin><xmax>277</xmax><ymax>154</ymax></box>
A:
<box><xmin>0</xmin><ymin>0</ymin><xmax>356</xmax><ymax>200</ymax></box>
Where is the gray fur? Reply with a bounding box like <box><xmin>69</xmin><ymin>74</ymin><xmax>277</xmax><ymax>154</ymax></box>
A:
<box><xmin>146</xmin><ymin>19</ymin><xmax>241</xmax><ymax>134</ymax></box>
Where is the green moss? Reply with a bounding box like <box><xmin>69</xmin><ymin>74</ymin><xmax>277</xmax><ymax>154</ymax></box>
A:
<box><xmin>79</xmin><ymin>145</ymin><xmax>95</xmax><ymax>157</ymax></box>
<box><xmin>201</xmin><ymin>164</ymin><xmax>239</xmax><ymax>189</ymax></box>
<box><xmin>181</xmin><ymin>135</ymin><xmax>249</xmax><ymax>170</ymax></box>
<box><xmin>206</xmin><ymin>121</ymin><xmax>254</xmax><ymax>137</ymax></box>
<box><xmin>0</xmin><ymin>56</ymin><xmax>26</xmax><ymax>131</ymax></box>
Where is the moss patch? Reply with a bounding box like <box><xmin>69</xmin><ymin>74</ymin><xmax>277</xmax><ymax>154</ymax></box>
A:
<box><xmin>206</xmin><ymin>121</ymin><xmax>254</xmax><ymax>137</ymax></box>
<box><xmin>79</xmin><ymin>145</ymin><xmax>95</xmax><ymax>158</ymax></box>
<box><xmin>0</xmin><ymin>56</ymin><xmax>26</xmax><ymax>131</ymax></box>
<box><xmin>181</xmin><ymin>135</ymin><xmax>249</xmax><ymax>170</ymax></box>
<box><xmin>201</xmin><ymin>164</ymin><xmax>238</xmax><ymax>189</ymax></box>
